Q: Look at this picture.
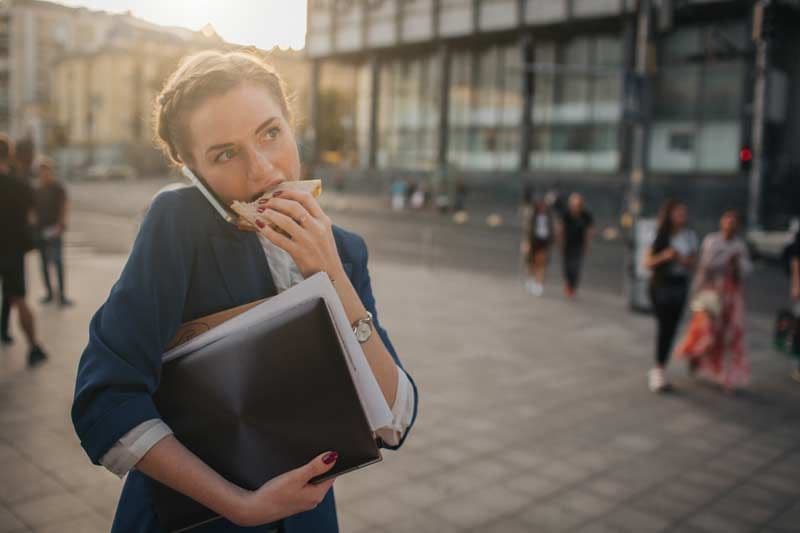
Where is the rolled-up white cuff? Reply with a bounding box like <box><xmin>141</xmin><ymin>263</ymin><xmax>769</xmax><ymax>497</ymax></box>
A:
<box><xmin>375</xmin><ymin>367</ymin><xmax>414</xmax><ymax>447</ymax></box>
<box><xmin>100</xmin><ymin>419</ymin><xmax>173</xmax><ymax>477</ymax></box>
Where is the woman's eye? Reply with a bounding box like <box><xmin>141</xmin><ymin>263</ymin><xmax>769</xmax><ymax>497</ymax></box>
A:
<box><xmin>216</xmin><ymin>149</ymin><xmax>236</xmax><ymax>163</ymax></box>
<box><xmin>264</xmin><ymin>127</ymin><xmax>281</xmax><ymax>140</ymax></box>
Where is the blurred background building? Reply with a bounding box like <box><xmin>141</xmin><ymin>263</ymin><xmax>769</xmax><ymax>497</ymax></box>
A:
<box><xmin>0</xmin><ymin>0</ymin><xmax>309</xmax><ymax>179</ymax></box>
<box><xmin>305</xmin><ymin>0</ymin><xmax>800</xmax><ymax>229</ymax></box>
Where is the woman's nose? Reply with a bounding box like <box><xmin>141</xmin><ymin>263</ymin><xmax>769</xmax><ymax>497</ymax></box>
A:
<box><xmin>247</xmin><ymin>149</ymin><xmax>277</xmax><ymax>182</ymax></box>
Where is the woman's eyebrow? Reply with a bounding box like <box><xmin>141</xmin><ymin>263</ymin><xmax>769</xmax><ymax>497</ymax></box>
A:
<box><xmin>205</xmin><ymin>142</ymin><xmax>234</xmax><ymax>155</ymax></box>
<box><xmin>204</xmin><ymin>117</ymin><xmax>279</xmax><ymax>156</ymax></box>
<box><xmin>254</xmin><ymin>117</ymin><xmax>278</xmax><ymax>136</ymax></box>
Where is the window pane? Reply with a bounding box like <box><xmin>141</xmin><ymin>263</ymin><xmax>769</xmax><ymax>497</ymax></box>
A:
<box><xmin>654</xmin><ymin>65</ymin><xmax>699</xmax><ymax>119</ymax></box>
<box><xmin>697</xmin><ymin>122</ymin><xmax>739</xmax><ymax>172</ymax></box>
<box><xmin>589</xmin><ymin>124</ymin><xmax>619</xmax><ymax>171</ymax></box>
<box><xmin>662</xmin><ymin>28</ymin><xmax>701</xmax><ymax>63</ymax></box>
<box><xmin>702</xmin><ymin>61</ymin><xmax>743</xmax><ymax>120</ymax></box>
<box><xmin>378</xmin><ymin>54</ymin><xmax>439</xmax><ymax>169</ymax></box>
<box><xmin>649</xmin><ymin>122</ymin><xmax>696</xmax><ymax>172</ymax></box>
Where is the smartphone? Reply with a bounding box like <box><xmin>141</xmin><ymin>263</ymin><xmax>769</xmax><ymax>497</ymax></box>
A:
<box><xmin>180</xmin><ymin>166</ymin><xmax>236</xmax><ymax>225</ymax></box>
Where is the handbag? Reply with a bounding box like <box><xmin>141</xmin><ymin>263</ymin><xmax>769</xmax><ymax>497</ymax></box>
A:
<box><xmin>690</xmin><ymin>289</ymin><xmax>721</xmax><ymax>317</ymax></box>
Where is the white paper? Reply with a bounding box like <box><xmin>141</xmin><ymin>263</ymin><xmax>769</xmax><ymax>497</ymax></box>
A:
<box><xmin>162</xmin><ymin>273</ymin><xmax>394</xmax><ymax>432</ymax></box>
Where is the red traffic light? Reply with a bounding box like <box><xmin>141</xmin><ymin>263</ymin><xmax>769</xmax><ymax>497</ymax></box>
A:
<box><xmin>739</xmin><ymin>147</ymin><xmax>753</xmax><ymax>163</ymax></box>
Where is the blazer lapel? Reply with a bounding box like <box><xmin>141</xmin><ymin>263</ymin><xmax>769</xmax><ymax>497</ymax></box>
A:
<box><xmin>210</xmin><ymin>232</ymin><xmax>277</xmax><ymax>306</ymax></box>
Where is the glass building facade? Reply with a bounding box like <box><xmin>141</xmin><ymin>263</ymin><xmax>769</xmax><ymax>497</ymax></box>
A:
<box><xmin>448</xmin><ymin>44</ymin><xmax>522</xmax><ymax>171</ymax></box>
<box><xmin>306</xmin><ymin>0</ymin><xmax>800</xmax><ymax>229</ymax></box>
<box><xmin>529</xmin><ymin>35</ymin><xmax>623</xmax><ymax>173</ymax></box>
<box><xmin>308</xmin><ymin>1</ymin><xmax>760</xmax><ymax>181</ymax></box>
<box><xmin>648</xmin><ymin>23</ymin><xmax>748</xmax><ymax>174</ymax></box>
<box><xmin>378</xmin><ymin>53</ymin><xmax>440</xmax><ymax>170</ymax></box>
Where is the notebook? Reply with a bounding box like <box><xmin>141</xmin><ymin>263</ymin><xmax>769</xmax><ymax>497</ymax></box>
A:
<box><xmin>152</xmin><ymin>273</ymin><xmax>391</xmax><ymax>532</ymax></box>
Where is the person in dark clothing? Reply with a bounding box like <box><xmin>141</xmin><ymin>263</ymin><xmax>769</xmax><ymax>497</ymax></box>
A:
<box><xmin>1</xmin><ymin>137</ymin><xmax>36</xmax><ymax>343</ymax></box>
<box><xmin>0</xmin><ymin>135</ymin><xmax>47</xmax><ymax>364</ymax></box>
<box><xmin>788</xmin><ymin>229</ymin><xmax>800</xmax><ymax>382</ymax></box>
<box><xmin>35</xmin><ymin>158</ymin><xmax>72</xmax><ymax>306</ymax></box>
<box><xmin>645</xmin><ymin>200</ymin><xmax>698</xmax><ymax>392</ymax></box>
<box><xmin>557</xmin><ymin>193</ymin><xmax>594</xmax><ymax>298</ymax></box>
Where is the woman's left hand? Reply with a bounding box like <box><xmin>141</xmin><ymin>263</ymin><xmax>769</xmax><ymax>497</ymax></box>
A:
<box><xmin>257</xmin><ymin>190</ymin><xmax>344</xmax><ymax>279</ymax></box>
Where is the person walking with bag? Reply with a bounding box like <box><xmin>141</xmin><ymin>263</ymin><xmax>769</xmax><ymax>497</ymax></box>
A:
<box><xmin>675</xmin><ymin>210</ymin><xmax>752</xmax><ymax>391</ymax></box>
<box><xmin>644</xmin><ymin>200</ymin><xmax>697</xmax><ymax>392</ymax></box>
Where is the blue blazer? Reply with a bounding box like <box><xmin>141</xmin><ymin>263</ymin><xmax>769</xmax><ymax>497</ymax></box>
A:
<box><xmin>71</xmin><ymin>187</ymin><xmax>418</xmax><ymax>533</ymax></box>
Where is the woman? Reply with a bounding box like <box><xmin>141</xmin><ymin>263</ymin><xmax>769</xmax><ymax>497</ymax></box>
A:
<box><xmin>71</xmin><ymin>50</ymin><xmax>417</xmax><ymax>533</ymax></box>
<box><xmin>522</xmin><ymin>198</ymin><xmax>554</xmax><ymax>296</ymax></box>
<box><xmin>644</xmin><ymin>200</ymin><xmax>697</xmax><ymax>392</ymax></box>
<box><xmin>787</xmin><ymin>228</ymin><xmax>800</xmax><ymax>382</ymax></box>
<box><xmin>675</xmin><ymin>210</ymin><xmax>752</xmax><ymax>390</ymax></box>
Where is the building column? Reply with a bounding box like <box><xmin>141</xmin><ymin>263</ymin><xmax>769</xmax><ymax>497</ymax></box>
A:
<box><xmin>519</xmin><ymin>33</ymin><xmax>532</xmax><ymax>172</ymax></box>
<box><xmin>626</xmin><ymin>0</ymin><xmax>653</xmax><ymax>220</ymax></box>
<box><xmin>308</xmin><ymin>59</ymin><xmax>321</xmax><ymax>168</ymax></box>
<box><xmin>368</xmin><ymin>54</ymin><xmax>380</xmax><ymax>171</ymax></box>
<box><xmin>749</xmin><ymin>0</ymin><xmax>770</xmax><ymax>230</ymax></box>
<box><xmin>437</xmin><ymin>43</ymin><xmax>451</xmax><ymax>172</ymax></box>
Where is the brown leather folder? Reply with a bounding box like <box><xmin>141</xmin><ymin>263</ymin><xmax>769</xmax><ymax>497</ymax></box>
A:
<box><xmin>152</xmin><ymin>297</ymin><xmax>381</xmax><ymax>532</ymax></box>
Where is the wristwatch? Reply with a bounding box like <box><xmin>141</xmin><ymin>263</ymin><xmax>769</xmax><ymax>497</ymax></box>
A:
<box><xmin>352</xmin><ymin>311</ymin><xmax>374</xmax><ymax>343</ymax></box>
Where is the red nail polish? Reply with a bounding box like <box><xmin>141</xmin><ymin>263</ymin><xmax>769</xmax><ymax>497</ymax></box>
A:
<box><xmin>257</xmin><ymin>206</ymin><xmax>266</xmax><ymax>213</ymax></box>
<box><xmin>255</xmin><ymin>219</ymin><xmax>265</xmax><ymax>228</ymax></box>
<box><xmin>257</xmin><ymin>198</ymin><xmax>269</xmax><ymax>205</ymax></box>
<box><xmin>322</xmin><ymin>452</ymin><xmax>338</xmax><ymax>465</ymax></box>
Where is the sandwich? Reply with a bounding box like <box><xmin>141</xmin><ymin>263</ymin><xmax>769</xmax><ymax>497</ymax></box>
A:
<box><xmin>231</xmin><ymin>179</ymin><xmax>322</xmax><ymax>235</ymax></box>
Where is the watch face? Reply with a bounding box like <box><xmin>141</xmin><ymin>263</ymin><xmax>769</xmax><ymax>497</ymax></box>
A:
<box><xmin>356</xmin><ymin>321</ymin><xmax>372</xmax><ymax>342</ymax></box>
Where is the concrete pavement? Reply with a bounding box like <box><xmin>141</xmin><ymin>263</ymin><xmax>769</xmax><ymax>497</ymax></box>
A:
<box><xmin>0</xmin><ymin>200</ymin><xmax>798</xmax><ymax>532</ymax></box>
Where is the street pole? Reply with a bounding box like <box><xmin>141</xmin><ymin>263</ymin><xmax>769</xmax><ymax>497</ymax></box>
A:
<box><xmin>628</xmin><ymin>0</ymin><xmax>651</xmax><ymax>222</ymax></box>
<box><xmin>624</xmin><ymin>0</ymin><xmax>653</xmax><ymax>312</ymax></box>
<box><xmin>749</xmin><ymin>0</ymin><xmax>770</xmax><ymax>231</ymax></box>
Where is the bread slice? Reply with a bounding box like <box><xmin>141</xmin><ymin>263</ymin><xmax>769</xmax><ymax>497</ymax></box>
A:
<box><xmin>231</xmin><ymin>179</ymin><xmax>322</xmax><ymax>234</ymax></box>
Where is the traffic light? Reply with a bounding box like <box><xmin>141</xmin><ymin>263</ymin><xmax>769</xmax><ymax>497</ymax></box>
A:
<box><xmin>740</xmin><ymin>146</ymin><xmax>753</xmax><ymax>172</ymax></box>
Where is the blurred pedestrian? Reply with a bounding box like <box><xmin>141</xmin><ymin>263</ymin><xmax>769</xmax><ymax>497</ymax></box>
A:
<box><xmin>35</xmin><ymin>157</ymin><xmax>72</xmax><ymax>307</ymax></box>
<box><xmin>453</xmin><ymin>178</ymin><xmax>468</xmax><ymax>212</ymax></box>
<box><xmin>676</xmin><ymin>210</ymin><xmax>752</xmax><ymax>391</ymax></box>
<box><xmin>410</xmin><ymin>182</ymin><xmax>426</xmax><ymax>210</ymax></box>
<box><xmin>644</xmin><ymin>200</ymin><xmax>698</xmax><ymax>392</ymax></box>
<box><xmin>1</xmin><ymin>138</ymin><xmax>36</xmax><ymax>343</ymax></box>
<box><xmin>522</xmin><ymin>199</ymin><xmax>554</xmax><ymax>296</ymax></box>
<box><xmin>557</xmin><ymin>193</ymin><xmax>594</xmax><ymax>298</ymax></box>
<box><xmin>787</xmin><ymin>228</ymin><xmax>800</xmax><ymax>382</ymax></box>
<box><xmin>0</xmin><ymin>135</ymin><xmax>48</xmax><ymax>364</ymax></box>
<box><xmin>390</xmin><ymin>178</ymin><xmax>407</xmax><ymax>211</ymax></box>
<box><xmin>521</xmin><ymin>182</ymin><xmax>533</xmax><ymax>206</ymax></box>
<box><xmin>13</xmin><ymin>137</ymin><xmax>35</xmax><ymax>180</ymax></box>
<box><xmin>435</xmin><ymin>183</ymin><xmax>451</xmax><ymax>214</ymax></box>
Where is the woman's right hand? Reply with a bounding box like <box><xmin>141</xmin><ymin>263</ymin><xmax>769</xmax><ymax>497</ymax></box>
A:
<box><xmin>232</xmin><ymin>451</ymin><xmax>338</xmax><ymax>527</ymax></box>
<box><xmin>661</xmin><ymin>248</ymin><xmax>677</xmax><ymax>262</ymax></box>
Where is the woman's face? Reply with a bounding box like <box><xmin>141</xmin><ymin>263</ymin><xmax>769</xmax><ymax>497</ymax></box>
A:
<box><xmin>185</xmin><ymin>83</ymin><xmax>300</xmax><ymax>204</ymax></box>
<box><xmin>670</xmin><ymin>204</ymin><xmax>688</xmax><ymax>228</ymax></box>
<box><xmin>720</xmin><ymin>212</ymin><xmax>738</xmax><ymax>236</ymax></box>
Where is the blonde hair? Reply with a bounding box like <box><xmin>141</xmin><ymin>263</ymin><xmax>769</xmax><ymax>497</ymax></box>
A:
<box><xmin>153</xmin><ymin>49</ymin><xmax>292</xmax><ymax>166</ymax></box>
